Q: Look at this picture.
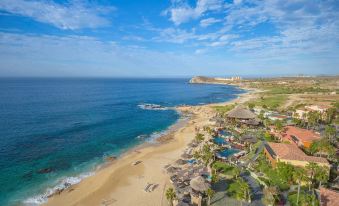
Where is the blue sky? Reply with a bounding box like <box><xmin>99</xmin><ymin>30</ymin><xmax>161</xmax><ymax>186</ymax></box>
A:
<box><xmin>0</xmin><ymin>0</ymin><xmax>338</xmax><ymax>77</ymax></box>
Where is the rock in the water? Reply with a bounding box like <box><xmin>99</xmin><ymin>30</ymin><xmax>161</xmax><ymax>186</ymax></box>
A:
<box><xmin>105</xmin><ymin>156</ymin><xmax>117</xmax><ymax>162</ymax></box>
<box><xmin>37</xmin><ymin>168</ymin><xmax>53</xmax><ymax>174</ymax></box>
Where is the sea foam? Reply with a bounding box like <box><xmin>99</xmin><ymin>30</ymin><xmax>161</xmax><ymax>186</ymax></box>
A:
<box><xmin>137</xmin><ymin>103</ymin><xmax>170</xmax><ymax>110</ymax></box>
<box><xmin>23</xmin><ymin>172</ymin><xmax>94</xmax><ymax>205</ymax></box>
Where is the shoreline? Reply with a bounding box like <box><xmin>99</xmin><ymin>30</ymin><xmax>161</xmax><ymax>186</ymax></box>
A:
<box><xmin>42</xmin><ymin>88</ymin><xmax>258</xmax><ymax>206</ymax></box>
<box><xmin>24</xmin><ymin>109</ymin><xmax>190</xmax><ymax>205</ymax></box>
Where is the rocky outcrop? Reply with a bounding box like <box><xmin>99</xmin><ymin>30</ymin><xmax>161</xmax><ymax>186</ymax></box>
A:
<box><xmin>189</xmin><ymin>76</ymin><xmax>232</xmax><ymax>85</ymax></box>
<box><xmin>189</xmin><ymin>76</ymin><xmax>215</xmax><ymax>84</ymax></box>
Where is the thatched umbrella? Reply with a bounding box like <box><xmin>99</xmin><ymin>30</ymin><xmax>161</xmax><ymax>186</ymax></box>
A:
<box><xmin>190</xmin><ymin>176</ymin><xmax>210</xmax><ymax>192</ymax></box>
<box><xmin>240</xmin><ymin>135</ymin><xmax>258</xmax><ymax>144</ymax></box>
<box><xmin>176</xmin><ymin>159</ymin><xmax>187</xmax><ymax>165</ymax></box>
<box><xmin>181</xmin><ymin>153</ymin><xmax>193</xmax><ymax>159</ymax></box>
<box><xmin>188</xmin><ymin>141</ymin><xmax>199</xmax><ymax>147</ymax></box>
<box><xmin>243</xmin><ymin>118</ymin><xmax>260</xmax><ymax>126</ymax></box>
<box><xmin>227</xmin><ymin>106</ymin><xmax>256</xmax><ymax>119</ymax></box>
<box><xmin>167</xmin><ymin>166</ymin><xmax>179</xmax><ymax>174</ymax></box>
<box><xmin>176</xmin><ymin>201</ymin><xmax>189</xmax><ymax>206</ymax></box>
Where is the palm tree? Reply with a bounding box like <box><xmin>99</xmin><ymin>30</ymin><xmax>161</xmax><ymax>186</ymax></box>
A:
<box><xmin>307</xmin><ymin>111</ymin><xmax>321</xmax><ymax>129</ymax></box>
<box><xmin>274</xmin><ymin>120</ymin><xmax>283</xmax><ymax>132</ymax></box>
<box><xmin>324</xmin><ymin>125</ymin><xmax>336</xmax><ymax>143</ymax></box>
<box><xmin>263</xmin><ymin>186</ymin><xmax>278</xmax><ymax>206</ymax></box>
<box><xmin>235</xmin><ymin>178</ymin><xmax>251</xmax><ymax>206</ymax></box>
<box><xmin>315</xmin><ymin>166</ymin><xmax>329</xmax><ymax>188</ymax></box>
<box><xmin>201</xmin><ymin>144</ymin><xmax>215</xmax><ymax>166</ymax></box>
<box><xmin>193</xmin><ymin>150</ymin><xmax>201</xmax><ymax>160</ymax></box>
<box><xmin>195</xmin><ymin>133</ymin><xmax>205</xmax><ymax>142</ymax></box>
<box><xmin>206</xmin><ymin>188</ymin><xmax>215</xmax><ymax>206</ymax></box>
<box><xmin>324</xmin><ymin>107</ymin><xmax>336</xmax><ymax>124</ymax></box>
<box><xmin>292</xmin><ymin>167</ymin><xmax>307</xmax><ymax>206</ymax></box>
<box><xmin>306</xmin><ymin>162</ymin><xmax>319</xmax><ymax>190</ymax></box>
<box><xmin>232</xmin><ymin>167</ymin><xmax>241</xmax><ymax>179</ymax></box>
<box><xmin>165</xmin><ymin>187</ymin><xmax>176</xmax><ymax>206</ymax></box>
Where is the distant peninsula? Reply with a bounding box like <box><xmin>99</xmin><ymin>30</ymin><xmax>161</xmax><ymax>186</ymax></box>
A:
<box><xmin>189</xmin><ymin>76</ymin><xmax>242</xmax><ymax>84</ymax></box>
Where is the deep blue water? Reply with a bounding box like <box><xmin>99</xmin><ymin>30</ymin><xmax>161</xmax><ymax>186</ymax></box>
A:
<box><xmin>0</xmin><ymin>78</ymin><xmax>245</xmax><ymax>205</ymax></box>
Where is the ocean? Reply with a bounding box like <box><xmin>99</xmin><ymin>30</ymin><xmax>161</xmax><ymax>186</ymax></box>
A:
<box><xmin>0</xmin><ymin>78</ymin><xmax>245</xmax><ymax>205</ymax></box>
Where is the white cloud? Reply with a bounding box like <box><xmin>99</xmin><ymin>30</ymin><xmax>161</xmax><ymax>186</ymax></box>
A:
<box><xmin>209</xmin><ymin>34</ymin><xmax>238</xmax><ymax>47</ymax></box>
<box><xmin>0</xmin><ymin>32</ymin><xmax>209</xmax><ymax>77</ymax></box>
<box><xmin>164</xmin><ymin>0</ymin><xmax>223</xmax><ymax>25</ymax></box>
<box><xmin>155</xmin><ymin>28</ymin><xmax>197</xmax><ymax>43</ymax></box>
<box><xmin>0</xmin><ymin>31</ymin><xmax>337</xmax><ymax>77</ymax></box>
<box><xmin>200</xmin><ymin>0</ymin><xmax>339</xmax><ymax>58</ymax></box>
<box><xmin>200</xmin><ymin>17</ymin><xmax>221</xmax><ymax>27</ymax></box>
<box><xmin>195</xmin><ymin>48</ymin><xmax>207</xmax><ymax>54</ymax></box>
<box><xmin>0</xmin><ymin>0</ymin><xmax>115</xmax><ymax>30</ymax></box>
<box><xmin>233</xmin><ymin>0</ymin><xmax>242</xmax><ymax>5</ymax></box>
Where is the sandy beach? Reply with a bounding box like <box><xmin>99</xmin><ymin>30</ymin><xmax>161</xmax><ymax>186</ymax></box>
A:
<box><xmin>44</xmin><ymin>90</ymin><xmax>257</xmax><ymax>206</ymax></box>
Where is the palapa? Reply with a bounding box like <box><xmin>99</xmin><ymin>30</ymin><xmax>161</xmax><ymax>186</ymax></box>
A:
<box><xmin>181</xmin><ymin>153</ymin><xmax>193</xmax><ymax>159</ymax></box>
<box><xmin>227</xmin><ymin>106</ymin><xmax>256</xmax><ymax>119</ymax></box>
<box><xmin>190</xmin><ymin>176</ymin><xmax>210</xmax><ymax>192</ymax></box>
<box><xmin>175</xmin><ymin>159</ymin><xmax>187</xmax><ymax>165</ymax></box>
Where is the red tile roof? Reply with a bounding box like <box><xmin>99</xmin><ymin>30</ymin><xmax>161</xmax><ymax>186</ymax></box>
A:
<box><xmin>320</xmin><ymin>187</ymin><xmax>339</xmax><ymax>206</ymax></box>
<box><xmin>284</xmin><ymin>126</ymin><xmax>321</xmax><ymax>142</ymax></box>
<box><xmin>267</xmin><ymin>142</ymin><xmax>328</xmax><ymax>164</ymax></box>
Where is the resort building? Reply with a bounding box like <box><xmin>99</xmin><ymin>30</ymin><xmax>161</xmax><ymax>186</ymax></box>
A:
<box><xmin>305</xmin><ymin>105</ymin><xmax>330</xmax><ymax>113</ymax></box>
<box><xmin>226</xmin><ymin>106</ymin><xmax>260</xmax><ymax>126</ymax></box>
<box><xmin>270</xmin><ymin>126</ymin><xmax>321</xmax><ymax>148</ymax></box>
<box><xmin>319</xmin><ymin>187</ymin><xmax>339</xmax><ymax>206</ymax></box>
<box><xmin>214</xmin><ymin>76</ymin><xmax>242</xmax><ymax>81</ymax></box>
<box><xmin>264</xmin><ymin>142</ymin><xmax>329</xmax><ymax>168</ymax></box>
<box><xmin>238</xmin><ymin>135</ymin><xmax>258</xmax><ymax>151</ymax></box>
<box><xmin>293</xmin><ymin>104</ymin><xmax>331</xmax><ymax>120</ymax></box>
<box><xmin>267</xmin><ymin>114</ymin><xmax>290</xmax><ymax>121</ymax></box>
<box><xmin>293</xmin><ymin>109</ymin><xmax>308</xmax><ymax>120</ymax></box>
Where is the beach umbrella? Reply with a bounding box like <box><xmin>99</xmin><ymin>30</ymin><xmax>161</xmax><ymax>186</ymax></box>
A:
<box><xmin>181</xmin><ymin>153</ymin><xmax>192</xmax><ymax>159</ymax></box>
<box><xmin>175</xmin><ymin>159</ymin><xmax>187</xmax><ymax>165</ymax></box>
<box><xmin>167</xmin><ymin>166</ymin><xmax>179</xmax><ymax>174</ymax></box>
<box><xmin>190</xmin><ymin>176</ymin><xmax>210</xmax><ymax>192</ymax></box>
<box><xmin>176</xmin><ymin>201</ymin><xmax>190</xmax><ymax>206</ymax></box>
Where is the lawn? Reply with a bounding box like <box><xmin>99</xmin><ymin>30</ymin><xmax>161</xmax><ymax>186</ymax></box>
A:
<box><xmin>249</xmin><ymin>95</ymin><xmax>287</xmax><ymax>110</ymax></box>
<box><xmin>213</xmin><ymin>104</ymin><xmax>236</xmax><ymax>114</ymax></box>
<box><xmin>212</xmin><ymin>161</ymin><xmax>239</xmax><ymax>177</ymax></box>
<box><xmin>265</xmin><ymin>86</ymin><xmax>331</xmax><ymax>95</ymax></box>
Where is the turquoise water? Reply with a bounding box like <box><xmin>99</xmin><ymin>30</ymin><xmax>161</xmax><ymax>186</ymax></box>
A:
<box><xmin>213</xmin><ymin>137</ymin><xmax>229</xmax><ymax>145</ymax></box>
<box><xmin>187</xmin><ymin>159</ymin><xmax>197</xmax><ymax>164</ymax></box>
<box><xmin>0</xmin><ymin>78</ymin><xmax>245</xmax><ymax>205</ymax></box>
<box><xmin>217</xmin><ymin>149</ymin><xmax>240</xmax><ymax>158</ymax></box>
<box><xmin>220</xmin><ymin>130</ymin><xmax>232</xmax><ymax>136</ymax></box>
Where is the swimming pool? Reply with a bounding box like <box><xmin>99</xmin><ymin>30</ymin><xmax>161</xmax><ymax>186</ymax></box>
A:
<box><xmin>219</xmin><ymin>130</ymin><xmax>232</xmax><ymax>136</ymax></box>
<box><xmin>213</xmin><ymin>137</ymin><xmax>228</xmax><ymax>145</ymax></box>
<box><xmin>217</xmin><ymin>149</ymin><xmax>240</xmax><ymax>158</ymax></box>
<box><xmin>187</xmin><ymin>159</ymin><xmax>197</xmax><ymax>164</ymax></box>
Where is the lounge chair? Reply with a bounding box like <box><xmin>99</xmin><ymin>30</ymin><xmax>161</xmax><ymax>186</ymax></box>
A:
<box><xmin>132</xmin><ymin>160</ymin><xmax>142</xmax><ymax>166</ymax></box>
<box><xmin>144</xmin><ymin>183</ymin><xmax>153</xmax><ymax>192</ymax></box>
<box><xmin>149</xmin><ymin>184</ymin><xmax>158</xmax><ymax>192</ymax></box>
